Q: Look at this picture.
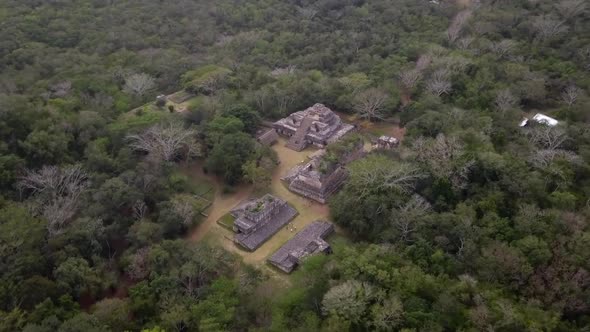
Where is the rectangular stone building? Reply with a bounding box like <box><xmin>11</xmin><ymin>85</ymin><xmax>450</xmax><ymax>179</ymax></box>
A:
<box><xmin>268</xmin><ymin>220</ymin><xmax>334</xmax><ymax>273</ymax></box>
<box><xmin>281</xmin><ymin>136</ymin><xmax>364</xmax><ymax>203</ymax></box>
<box><xmin>231</xmin><ymin>194</ymin><xmax>298</xmax><ymax>251</ymax></box>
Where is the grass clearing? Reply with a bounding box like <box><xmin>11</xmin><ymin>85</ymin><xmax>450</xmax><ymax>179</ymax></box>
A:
<box><xmin>109</xmin><ymin>103</ymin><xmax>169</xmax><ymax>133</ymax></box>
<box><xmin>216</xmin><ymin>212</ymin><xmax>235</xmax><ymax>231</ymax></box>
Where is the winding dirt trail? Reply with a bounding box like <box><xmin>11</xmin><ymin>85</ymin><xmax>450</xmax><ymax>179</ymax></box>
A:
<box><xmin>183</xmin><ymin>138</ymin><xmax>330</xmax><ymax>269</ymax></box>
<box><xmin>181</xmin><ymin>163</ymin><xmax>253</xmax><ymax>242</ymax></box>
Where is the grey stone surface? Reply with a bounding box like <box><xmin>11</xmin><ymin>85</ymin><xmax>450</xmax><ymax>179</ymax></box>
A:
<box><xmin>268</xmin><ymin>221</ymin><xmax>334</xmax><ymax>273</ymax></box>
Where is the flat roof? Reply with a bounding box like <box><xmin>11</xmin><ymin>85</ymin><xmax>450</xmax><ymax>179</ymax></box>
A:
<box><xmin>532</xmin><ymin>113</ymin><xmax>558</xmax><ymax>127</ymax></box>
<box><xmin>268</xmin><ymin>221</ymin><xmax>334</xmax><ymax>273</ymax></box>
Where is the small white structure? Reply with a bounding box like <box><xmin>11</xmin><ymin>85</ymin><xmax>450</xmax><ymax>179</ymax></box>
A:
<box><xmin>532</xmin><ymin>113</ymin><xmax>559</xmax><ymax>127</ymax></box>
<box><xmin>519</xmin><ymin>113</ymin><xmax>559</xmax><ymax>127</ymax></box>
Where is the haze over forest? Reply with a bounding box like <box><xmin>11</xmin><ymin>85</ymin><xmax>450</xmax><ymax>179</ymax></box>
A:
<box><xmin>1</xmin><ymin>0</ymin><xmax>590</xmax><ymax>331</ymax></box>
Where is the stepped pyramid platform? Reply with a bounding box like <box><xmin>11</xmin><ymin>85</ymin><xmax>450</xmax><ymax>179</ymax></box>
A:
<box><xmin>230</xmin><ymin>194</ymin><xmax>298</xmax><ymax>251</ymax></box>
<box><xmin>274</xmin><ymin>103</ymin><xmax>354</xmax><ymax>151</ymax></box>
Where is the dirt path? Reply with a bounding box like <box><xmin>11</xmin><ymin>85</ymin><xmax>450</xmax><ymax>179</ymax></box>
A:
<box><xmin>194</xmin><ymin>138</ymin><xmax>331</xmax><ymax>268</ymax></box>
<box><xmin>182</xmin><ymin>163</ymin><xmax>253</xmax><ymax>242</ymax></box>
<box><xmin>184</xmin><ymin>124</ymin><xmax>400</xmax><ymax>271</ymax></box>
<box><xmin>455</xmin><ymin>0</ymin><xmax>472</xmax><ymax>8</ymax></box>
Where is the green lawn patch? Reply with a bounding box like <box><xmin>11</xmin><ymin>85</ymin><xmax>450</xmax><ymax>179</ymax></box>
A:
<box><xmin>193</xmin><ymin>197</ymin><xmax>212</xmax><ymax>214</ymax></box>
<box><xmin>109</xmin><ymin>103</ymin><xmax>169</xmax><ymax>133</ymax></box>
<box><xmin>192</xmin><ymin>181</ymin><xmax>214</xmax><ymax>200</ymax></box>
<box><xmin>167</xmin><ymin>90</ymin><xmax>195</xmax><ymax>104</ymax></box>
<box><xmin>216</xmin><ymin>213</ymin><xmax>235</xmax><ymax>231</ymax></box>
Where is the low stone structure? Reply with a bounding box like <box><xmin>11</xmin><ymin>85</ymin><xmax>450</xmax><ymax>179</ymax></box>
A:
<box><xmin>283</xmin><ymin>161</ymin><xmax>348</xmax><ymax>204</ymax></box>
<box><xmin>155</xmin><ymin>94</ymin><xmax>167</xmax><ymax>107</ymax></box>
<box><xmin>375</xmin><ymin>135</ymin><xmax>399</xmax><ymax>150</ymax></box>
<box><xmin>282</xmin><ymin>137</ymin><xmax>364</xmax><ymax>203</ymax></box>
<box><xmin>231</xmin><ymin>194</ymin><xmax>298</xmax><ymax>251</ymax></box>
<box><xmin>256</xmin><ymin>128</ymin><xmax>279</xmax><ymax>146</ymax></box>
<box><xmin>273</xmin><ymin>103</ymin><xmax>355</xmax><ymax>151</ymax></box>
<box><xmin>268</xmin><ymin>220</ymin><xmax>334</xmax><ymax>273</ymax></box>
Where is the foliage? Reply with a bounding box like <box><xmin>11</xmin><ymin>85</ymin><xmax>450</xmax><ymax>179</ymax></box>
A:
<box><xmin>0</xmin><ymin>0</ymin><xmax>589</xmax><ymax>330</ymax></box>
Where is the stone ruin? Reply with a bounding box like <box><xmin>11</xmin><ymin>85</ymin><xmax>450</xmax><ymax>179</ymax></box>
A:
<box><xmin>282</xmin><ymin>138</ymin><xmax>364</xmax><ymax>204</ymax></box>
<box><xmin>231</xmin><ymin>194</ymin><xmax>298</xmax><ymax>251</ymax></box>
<box><xmin>268</xmin><ymin>220</ymin><xmax>334</xmax><ymax>273</ymax></box>
<box><xmin>256</xmin><ymin>128</ymin><xmax>279</xmax><ymax>146</ymax></box>
<box><xmin>155</xmin><ymin>94</ymin><xmax>167</xmax><ymax>107</ymax></box>
<box><xmin>273</xmin><ymin>103</ymin><xmax>355</xmax><ymax>151</ymax></box>
<box><xmin>375</xmin><ymin>135</ymin><xmax>399</xmax><ymax>150</ymax></box>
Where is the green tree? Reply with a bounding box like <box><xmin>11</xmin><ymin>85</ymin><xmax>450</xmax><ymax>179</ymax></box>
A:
<box><xmin>205</xmin><ymin>116</ymin><xmax>244</xmax><ymax>147</ymax></box>
<box><xmin>224</xmin><ymin>104</ymin><xmax>261</xmax><ymax>134</ymax></box>
<box><xmin>206</xmin><ymin>132</ymin><xmax>255</xmax><ymax>184</ymax></box>
<box><xmin>53</xmin><ymin>258</ymin><xmax>102</xmax><ymax>298</ymax></box>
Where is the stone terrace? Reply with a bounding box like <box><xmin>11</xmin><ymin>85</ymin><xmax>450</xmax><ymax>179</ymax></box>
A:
<box><xmin>282</xmin><ymin>137</ymin><xmax>364</xmax><ymax>203</ymax></box>
<box><xmin>268</xmin><ymin>220</ymin><xmax>334</xmax><ymax>273</ymax></box>
<box><xmin>231</xmin><ymin>194</ymin><xmax>298</xmax><ymax>251</ymax></box>
<box><xmin>273</xmin><ymin>103</ymin><xmax>355</xmax><ymax>151</ymax></box>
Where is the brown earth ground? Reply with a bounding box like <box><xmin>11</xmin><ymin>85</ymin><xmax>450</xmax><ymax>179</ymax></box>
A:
<box><xmin>184</xmin><ymin>138</ymin><xmax>330</xmax><ymax>273</ymax></box>
<box><xmin>455</xmin><ymin>0</ymin><xmax>472</xmax><ymax>8</ymax></box>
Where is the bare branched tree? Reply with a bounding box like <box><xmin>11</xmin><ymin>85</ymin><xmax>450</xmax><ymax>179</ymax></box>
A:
<box><xmin>425</xmin><ymin>69</ymin><xmax>452</xmax><ymax>96</ymax></box>
<box><xmin>531</xmin><ymin>149</ymin><xmax>579</xmax><ymax>168</ymax></box>
<box><xmin>126</xmin><ymin>121</ymin><xmax>200</xmax><ymax>162</ymax></box>
<box><xmin>447</xmin><ymin>10</ymin><xmax>472</xmax><ymax>44</ymax></box>
<box><xmin>435</xmin><ymin>55</ymin><xmax>472</xmax><ymax>73</ymax></box>
<box><xmin>198</xmin><ymin>70</ymin><xmax>231</xmax><ymax>95</ymax></box>
<box><xmin>296</xmin><ymin>6</ymin><xmax>318</xmax><ymax>20</ymax></box>
<box><xmin>412</xmin><ymin>134</ymin><xmax>474</xmax><ymax>189</ymax></box>
<box><xmin>495</xmin><ymin>89</ymin><xmax>519</xmax><ymax>113</ymax></box>
<box><xmin>275</xmin><ymin>91</ymin><xmax>296</xmax><ymax>113</ymax></box>
<box><xmin>127</xmin><ymin>247</ymin><xmax>150</xmax><ymax>280</ymax></box>
<box><xmin>555</xmin><ymin>0</ymin><xmax>587</xmax><ymax>20</ymax></box>
<box><xmin>172</xmin><ymin>196</ymin><xmax>195</xmax><ymax>226</ymax></box>
<box><xmin>133</xmin><ymin>200</ymin><xmax>148</xmax><ymax>221</ymax></box>
<box><xmin>269</xmin><ymin>65</ymin><xmax>296</xmax><ymax>77</ymax></box>
<box><xmin>391</xmin><ymin>194</ymin><xmax>431</xmax><ymax>243</ymax></box>
<box><xmin>525</xmin><ymin>126</ymin><xmax>580</xmax><ymax>168</ymax></box>
<box><xmin>398</xmin><ymin>69</ymin><xmax>422</xmax><ymax>91</ymax></box>
<box><xmin>123</xmin><ymin>73</ymin><xmax>156</xmax><ymax>97</ymax></box>
<box><xmin>18</xmin><ymin>165</ymin><xmax>88</xmax><ymax>236</ymax></box>
<box><xmin>489</xmin><ymin>39</ymin><xmax>517</xmax><ymax>58</ymax></box>
<box><xmin>561</xmin><ymin>84</ymin><xmax>581</xmax><ymax>108</ymax></box>
<box><xmin>349</xmin><ymin>157</ymin><xmax>426</xmax><ymax>201</ymax></box>
<box><xmin>532</xmin><ymin>16</ymin><xmax>568</xmax><ymax>41</ymax></box>
<box><xmin>526</xmin><ymin>125</ymin><xmax>568</xmax><ymax>150</ymax></box>
<box><xmin>353</xmin><ymin>88</ymin><xmax>388</xmax><ymax>122</ymax></box>
<box><xmin>49</xmin><ymin>81</ymin><xmax>72</xmax><ymax>98</ymax></box>
<box><xmin>457</xmin><ymin>37</ymin><xmax>475</xmax><ymax>50</ymax></box>
<box><xmin>253</xmin><ymin>88</ymin><xmax>270</xmax><ymax>114</ymax></box>
<box><xmin>415</xmin><ymin>54</ymin><xmax>432</xmax><ymax>72</ymax></box>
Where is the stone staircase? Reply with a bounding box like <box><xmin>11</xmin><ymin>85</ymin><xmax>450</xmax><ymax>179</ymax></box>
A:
<box><xmin>286</xmin><ymin>116</ymin><xmax>314</xmax><ymax>151</ymax></box>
